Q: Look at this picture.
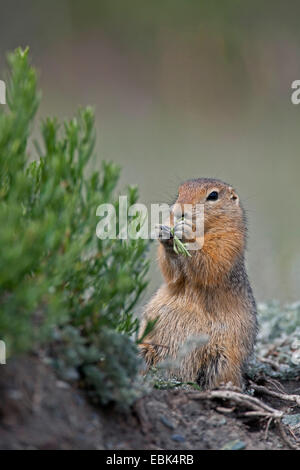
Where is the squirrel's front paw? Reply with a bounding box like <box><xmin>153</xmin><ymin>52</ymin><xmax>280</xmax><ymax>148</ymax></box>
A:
<box><xmin>174</xmin><ymin>219</ymin><xmax>194</xmax><ymax>241</ymax></box>
<box><xmin>155</xmin><ymin>224</ymin><xmax>173</xmax><ymax>243</ymax></box>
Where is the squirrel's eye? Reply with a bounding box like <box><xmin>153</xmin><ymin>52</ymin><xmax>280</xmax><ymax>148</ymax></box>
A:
<box><xmin>206</xmin><ymin>191</ymin><xmax>219</xmax><ymax>201</ymax></box>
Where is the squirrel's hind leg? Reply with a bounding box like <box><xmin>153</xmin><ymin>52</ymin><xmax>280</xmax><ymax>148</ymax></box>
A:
<box><xmin>196</xmin><ymin>352</ymin><xmax>243</xmax><ymax>390</ymax></box>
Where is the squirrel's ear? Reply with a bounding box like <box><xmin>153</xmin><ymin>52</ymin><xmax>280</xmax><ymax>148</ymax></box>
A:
<box><xmin>229</xmin><ymin>188</ymin><xmax>239</xmax><ymax>204</ymax></box>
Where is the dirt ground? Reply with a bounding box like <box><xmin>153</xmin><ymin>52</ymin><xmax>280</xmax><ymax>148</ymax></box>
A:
<box><xmin>0</xmin><ymin>355</ymin><xmax>299</xmax><ymax>450</ymax></box>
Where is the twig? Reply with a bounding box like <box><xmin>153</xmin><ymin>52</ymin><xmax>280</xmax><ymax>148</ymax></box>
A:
<box><xmin>250</xmin><ymin>382</ymin><xmax>300</xmax><ymax>407</ymax></box>
<box><xmin>188</xmin><ymin>389</ymin><xmax>284</xmax><ymax>418</ymax></box>
<box><xmin>264</xmin><ymin>416</ymin><xmax>273</xmax><ymax>440</ymax></box>
<box><xmin>265</xmin><ymin>378</ymin><xmax>285</xmax><ymax>393</ymax></box>
<box><xmin>277</xmin><ymin>420</ymin><xmax>300</xmax><ymax>450</ymax></box>
<box><xmin>258</xmin><ymin>356</ymin><xmax>281</xmax><ymax>371</ymax></box>
<box><xmin>216</xmin><ymin>406</ymin><xmax>235</xmax><ymax>414</ymax></box>
<box><xmin>188</xmin><ymin>385</ymin><xmax>300</xmax><ymax>450</ymax></box>
<box><xmin>288</xmin><ymin>425</ymin><xmax>299</xmax><ymax>442</ymax></box>
<box><xmin>241</xmin><ymin>411</ymin><xmax>275</xmax><ymax>418</ymax></box>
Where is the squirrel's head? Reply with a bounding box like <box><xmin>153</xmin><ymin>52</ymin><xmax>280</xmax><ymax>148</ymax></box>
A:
<box><xmin>174</xmin><ymin>178</ymin><xmax>246</xmax><ymax>236</ymax></box>
<box><xmin>159</xmin><ymin>178</ymin><xmax>247</xmax><ymax>286</ymax></box>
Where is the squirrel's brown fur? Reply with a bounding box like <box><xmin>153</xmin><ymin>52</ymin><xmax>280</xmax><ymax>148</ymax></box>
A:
<box><xmin>139</xmin><ymin>178</ymin><xmax>257</xmax><ymax>389</ymax></box>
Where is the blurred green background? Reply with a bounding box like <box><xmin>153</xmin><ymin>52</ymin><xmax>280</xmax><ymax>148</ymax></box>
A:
<box><xmin>1</xmin><ymin>0</ymin><xmax>300</xmax><ymax>303</ymax></box>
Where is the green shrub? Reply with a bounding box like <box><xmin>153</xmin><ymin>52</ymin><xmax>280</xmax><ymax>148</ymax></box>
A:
<box><xmin>0</xmin><ymin>48</ymin><xmax>150</xmax><ymax>407</ymax></box>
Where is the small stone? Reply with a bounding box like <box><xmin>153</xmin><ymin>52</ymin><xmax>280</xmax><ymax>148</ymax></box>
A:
<box><xmin>171</xmin><ymin>434</ymin><xmax>185</xmax><ymax>443</ymax></box>
<box><xmin>291</xmin><ymin>350</ymin><xmax>300</xmax><ymax>365</ymax></box>
<box><xmin>61</xmin><ymin>367</ymin><xmax>79</xmax><ymax>381</ymax></box>
<box><xmin>221</xmin><ymin>439</ymin><xmax>246</xmax><ymax>450</ymax></box>
<box><xmin>218</xmin><ymin>417</ymin><xmax>227</xmax><ymax>426</ymax></box>
<box><xmin>56</xmin><ymin>380</ymin><xmax>70</xmax><ymax>389</ymax></box>
<box><xmin>210</xmin><ymin>416</ymin><xmax>227</xmax><ymax>426</ymax></box>
<box><xmin>282</xmin><ymin>414</ymin><xmax>300</xmax><ymax>427</ymax></box>
<box><xmin>291</xmin><ymin>339</ymin><xmax>300</xmax><ymax>350</ymax></box>
<box><xmin>160</xmin><ymin>415</ymin><xmax>175</xmax><ymax>430</ymax></box>
<box><xmin>8</xmin><ymin>389</ymin><xmax>23</xmax><ymax>400</ymax></box>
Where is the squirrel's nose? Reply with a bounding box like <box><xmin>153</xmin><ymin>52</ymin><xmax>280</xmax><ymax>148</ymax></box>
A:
<box><xmin>172</xmin><ymin>203</ymin><xmax>185</xmax><ymax>220</ymax></box>
<box><xmin>172</xmin><ymin>203</ymin><xmax>193</xmax><ymax>222</ymax></box>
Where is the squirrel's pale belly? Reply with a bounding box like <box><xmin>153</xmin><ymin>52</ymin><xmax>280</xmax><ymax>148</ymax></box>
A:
<box><xmin>141</xmin><ymin>285</ymin><xmax>254</xmax><ymax>384</ymax></box>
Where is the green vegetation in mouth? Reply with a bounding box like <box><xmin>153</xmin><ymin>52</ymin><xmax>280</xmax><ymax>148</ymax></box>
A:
<box><xmin>170</xmin><ymin>227</ymin><xmax>192</xmax><ymax>257</ymax></box>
